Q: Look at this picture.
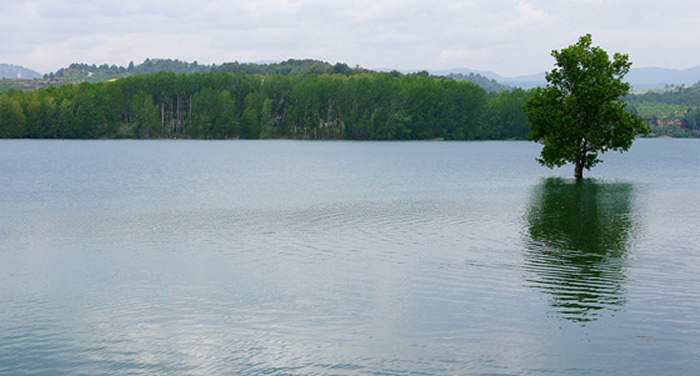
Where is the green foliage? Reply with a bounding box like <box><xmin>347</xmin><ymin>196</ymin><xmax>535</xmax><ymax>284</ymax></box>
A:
<box><xmin>46</xmin><ymin>58</ymin><xmax>371</xmax><ymax>86</ymax></box>
<box><xmin>212</xmin><ymin>59</ymin><xmax>371</xmax><ymax>76</ymax></box>
<box><xmin>684</xmin><ymin>107</ymin><xmax>700</xmax><ymax>130</ymax></box>
<box><xmin>627</xmin><ymin>101</ymin><xmax>690</xmax><ymax>119</ymax></box>
<box><xmin>51</xmin><ymin>59</ymin><xmax>209</xmax><ymax>83</ymax></box>
<box><xmin>130</xmin><ymin>91</ymin><xmax>160</xmax><ymax>138</ymax></box>
<box><xmin>0</xmin><ymin>71</ymin><xmax>533</xmax><ymax>140</ymax></box>
<box><xmin>626</xmin><ymin>83</ymin><xmax>700</xmax><ymax>106</ymax></box>
<box><xmin>482</xmin><ymin>89</ymin><xmax>532</xmax><ymax>139</ymax></box>
<box><xmin>525</xmin><ymin>34</ymin><xmax>650</xmax><ymax>178</ymax></box>
<box><xmin>0</xmin><ymin>94</ymin><xmax>26</xmax><ymax>137</ymax></box>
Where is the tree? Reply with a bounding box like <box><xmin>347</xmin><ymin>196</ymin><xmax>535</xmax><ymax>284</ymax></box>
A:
<box><xmin>130</xmin><ymin>91</ymin><xmax>159</xmax><ymax>138</ymax></box>
<box><xmin>524</xmin><ymin>34</ymin><xmax>650</xmax><ymax>179</ymax></box>
<box><xmin>0</xmin><ymin>95</ymin><xmax>26</xmax><ymax>137</ymax></box>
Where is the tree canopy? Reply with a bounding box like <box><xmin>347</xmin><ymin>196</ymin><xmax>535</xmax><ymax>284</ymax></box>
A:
<box><xmin>0</xmin><ymin>71</ymin><xmax>533</xmax><ymax>140</ymax></box>
<box><xmin>524</xmin><ymin>34</ymin><xmax>650</xmax><ymax>178</ymax></box>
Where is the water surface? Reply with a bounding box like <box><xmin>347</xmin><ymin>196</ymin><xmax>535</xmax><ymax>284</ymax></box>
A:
<box><xmin>1</xmin><ymin>139</ymin><xmax>699</xmax><ymax>375</ymax></box>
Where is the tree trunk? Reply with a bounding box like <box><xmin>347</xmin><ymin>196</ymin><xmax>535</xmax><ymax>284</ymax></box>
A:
<box><xmin>575</xmin><ymin>139</ymin><xmax>587</xmax><ymax>179</ymax></box>
<box><xmin>575</xmin><ymin>160</ymin><xmax>584</xmax><ymax>179</ymax></box>
<box><xmin>176</xmin><ymin>94</ymin><xmax>181</xmax><ymax>134</ymax></box>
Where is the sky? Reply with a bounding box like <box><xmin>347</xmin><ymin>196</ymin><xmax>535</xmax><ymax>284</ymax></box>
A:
<box><xmin>1</xmin><ymin>0</ymin><xmax>699</xmax><ymax>77</ymax></box>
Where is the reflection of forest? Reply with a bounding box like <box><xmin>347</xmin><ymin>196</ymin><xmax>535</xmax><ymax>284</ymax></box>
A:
<box><xmin>523</xmin><ymin>178</ymin><xmax>638</xmax><ymax>323</ymax></box>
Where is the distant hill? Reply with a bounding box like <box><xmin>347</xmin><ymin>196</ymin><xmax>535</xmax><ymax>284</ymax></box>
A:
<box><xmin>48</xmin><ymin>59</ymin><xmax>210</xmax><ymax>83</ymax></box>
<box><xmin>212</xmin><ymin>59</ymin><xmax>371</xmax><ymax>75</ymax></box>
<box><xmin>446</xmin><ymin>72</ymin><xmax>511</xmax><ymax>93</ymax></box>
<box><xmin>499</xmin><ymin>73</ymin><xmax>547</xmax><ymax>89</ymax></box>
<box><xmin>43</xmin><ymin>59</ymin><xmax>510</xmax><ymax>92</ymax></box>
<box><xmin>429</xmin><ymin>67</ymin><xmax>502</xmax><ymax>80</ymax></box>
<box><xmin>0</xmin><ymin>63</ymin><xmax>42</xmax><ymax>79</ymax></box>
<box><xmin>624</xmin><ymin>67</ymin><xmax>700</xmax><ymax>90</ymax></box>
<box><xmin>40</xmin><ymin>58</ymin><xmax>373</xmax><ymax>84</ymax></box>
<box><xmin>433</xmin><ymin>66</ymin><xmax>700</xmax><ymax>90</ymax></box>
<box><xmin>7</xmin><ymin>57</ymin><xmax>700</xmax><ymax>93</ymax></box>
<box><xmin>624</xmin><ymin>81</ymin><xmax>700</xmax><ymax>137</ymax></box>
<box><xmin>1</xmin><ymin>58</ymin><xmax>379</xmax><ymax>92</ymax></box>
<box><xmin>428</xmin><ymin>68</ymin><xmax>543</xmax><ymax>89</ymax></box>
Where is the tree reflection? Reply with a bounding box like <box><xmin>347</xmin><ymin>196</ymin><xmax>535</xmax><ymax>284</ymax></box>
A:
<box><xmin>523</xmin><ymin>178</ymin><xmax>638</xmax><ymax>323</ymax></box>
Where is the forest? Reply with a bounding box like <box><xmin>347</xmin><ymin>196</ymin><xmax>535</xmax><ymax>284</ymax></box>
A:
<box><xmin>4</xmin><ymin>56</ymin><xmax>696</xmax><ymax>140</ymax></box>
<box><xmin>0</xmin><ymin>71</ymin><xmax>532</xmax><ymax>140</ymax></box>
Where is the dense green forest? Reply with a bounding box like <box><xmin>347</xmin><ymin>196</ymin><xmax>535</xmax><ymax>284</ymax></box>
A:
<box><xmin>2</xmin><ymin>57</ymin><xmax>697</xmax><ymax>139</ymax></box>
<box><xmin>0</xmin><ymin>71</ymin><xmax>532</xmax><ymax>140</ymax></box>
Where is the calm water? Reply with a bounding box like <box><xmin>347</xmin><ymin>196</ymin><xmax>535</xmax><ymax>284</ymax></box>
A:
<box><xmin>1</xmin><ymin>139</ymin><xmax>699</xmax><ymax>375</ymax></box>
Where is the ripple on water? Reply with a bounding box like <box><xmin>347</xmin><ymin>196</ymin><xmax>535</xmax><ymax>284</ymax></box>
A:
<box><xmin>522</xmin><ymin>179</ymin><xmax>637</xmax><ymax>323</ymax></box>
<box><xmin>3</xmin><ymin>140</ymin><xmax>700</xmax><ymax>375</ymax></box>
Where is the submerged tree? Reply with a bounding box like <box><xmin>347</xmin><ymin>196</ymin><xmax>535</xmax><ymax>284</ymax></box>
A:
<box><xmin>524</xmin><ymin>34</ymin><xmax>650</xmax><ymax>179</ymax></box>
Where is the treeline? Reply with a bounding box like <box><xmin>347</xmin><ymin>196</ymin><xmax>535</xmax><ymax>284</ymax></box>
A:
<box><xmin>0</xmin><ymin>59</ymin><xmax>386</xmax><ymax>93</ymax></box>
<box><xmin>47</xmin><ymin>59</ymin><xmax>209</xmax><ymax>81</ymax></box>
<box><xmin>0</xmin><ymin>72</ymin><xmax>532</xmax><ymax>140</ymax></box>
<box><xmin>212</xmin><ymin>59</ymin><xmax>372</xmax><ymax>76</ymax></box>
<box><xmin>44</xmin><ymin>58</ymin><xmax>373</xmax><ymax>83</ymax></box>
<box><xmin>626</xmin><ymin>82</ymin><xmax>700</xmax><ymax>105</ymax></box>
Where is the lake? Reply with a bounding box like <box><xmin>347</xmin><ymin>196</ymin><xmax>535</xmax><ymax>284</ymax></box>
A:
<box><xmin>1</xmin><ymin>139</ymin><xmax>699</xmax><ymax>375</ymax></box>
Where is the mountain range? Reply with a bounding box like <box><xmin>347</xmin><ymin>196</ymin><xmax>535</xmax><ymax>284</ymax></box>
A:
<box><xmin>428</xmin><ymin>66</ymin><xmax>700</xmax><ymax>90</ymax></box>
<box><xmin>3</xmin><ymin>60</ymin><xmax>700</xmax><ymax>91</ymax></box>
<box><xmin>0</xmin><ymin>63</ymin><xmax>42</xmax><ymax>79</ymax></box>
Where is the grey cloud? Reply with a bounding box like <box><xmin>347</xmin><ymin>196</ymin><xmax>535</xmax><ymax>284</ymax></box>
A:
<box><xmin>1</xmin><ymin>0</ymin><xmax>698</xmax><ymax>75</ymax></box>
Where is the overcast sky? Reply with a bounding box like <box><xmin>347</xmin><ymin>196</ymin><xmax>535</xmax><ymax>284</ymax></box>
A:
<box><xmin>2</xmin><ymin>0</ymin><xmax>698</xmax><ymax>76</ymax></box>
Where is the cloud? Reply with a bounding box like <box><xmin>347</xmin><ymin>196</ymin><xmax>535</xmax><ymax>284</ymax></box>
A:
<box><xmin>517</xmin><ymin>2</ymin><xmax>550</xmax><ymax>23</ymax></box>
<box><xmin>438</xmin><ymin>48</ymin><xmax>494</xmax><ymax>66</ymax></box>
<box><xmin>1</xmin><ymin>0</ymin><xmax>699</xmax><ymax>76</ymax></box>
